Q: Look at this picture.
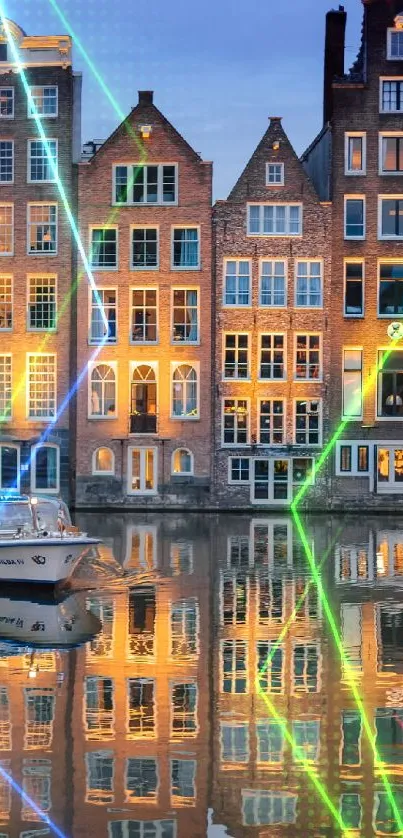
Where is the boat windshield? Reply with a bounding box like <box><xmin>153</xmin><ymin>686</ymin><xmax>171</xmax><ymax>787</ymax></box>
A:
<box><xmin>0</xmin><ymin>502</ymin><xmax>32</xmax><ymax>529</ymax></box>
<box><xmin>37</xmin><ymin>500</ymin><xmax>72</xmax><ymax>531</ymax></box>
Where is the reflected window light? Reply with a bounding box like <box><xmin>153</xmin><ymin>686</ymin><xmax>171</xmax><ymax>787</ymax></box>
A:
<box><xmin>84</xmin><ymin>677</ymin><xmax>114</xmax><ymax>741</ymax></box>
<box><xmin>127</xmin><ymin>679</ymin><xmax>155</xmax><ymax>739</ymax></box>
<box><xmin>220</xmin><ymin>722</ymin><xmax>249</xmax><ymax>767</ymax></box>
<box><xmin>125</xmin><ymin>757</ymin><xmax>158</xmax><ymax>803</ymax></box>
<box><xmin>170</xmin><ymin>599</ymin><xmax>199</xmax><ymax>659</ymax></box>
<box><xmin>170</xmin><ymin>759</ymin><xmax>196</xmax><ymax>807</ymax></box>
<box><xmin>0</xmin><ymin>688</ymin><xmax>10</xmax><ymax>751</ymax></box>
<box><xmin>170</xmin><ymin>682</ymin><xmax>198</xmax><ymax>739</ymax></box>
<box><xmin>24</xmin><ymin>689</ymin><xmax>55</xmax><ymax>750</ymax></box>
<box><xmin>170</xmin><ymin>541</ymin><xmax>193</xmax><ymax>576</ymax></box>
<box><xmin>85</xmin><ymin>751</ymin><xmax>114</xmax><ymax>805</ymax></box>
<box><xmin>22</xmin><ymin>759</ymin><xmax>51</xmax><ymax>822</ymax></box>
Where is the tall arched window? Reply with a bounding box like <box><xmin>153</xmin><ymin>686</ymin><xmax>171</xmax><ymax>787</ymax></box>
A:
<box><xmin>172</xmin><ymin>364</ymin><xmax>198</xmax><ymax>418</ymax></box>
<box><xmin>172</xmin><ymin>448</ymin><xmax>193</xmax><ymax>475</ymax></box>
<box><xmin>130</xmin><ymin>364</ymin><xmax>157</xmax><ymax>433</ymax></box>
<box><xmin>92</xmin><ymin>447</ymin><xmax>115</xmax><ymax>475</ymax></box>
<box><xmin>89</xmin><ymin>364</ymin><xmax>116</xmax><ymax>417</ymax></box>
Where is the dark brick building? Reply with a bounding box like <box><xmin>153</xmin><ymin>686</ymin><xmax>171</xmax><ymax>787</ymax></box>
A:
<box><xmin>213</xmin><ymin>117</ymin><xmax>331</xmax><ymax>508</ymax></box>
<box><xmin>304</xmin><ymin>0</ymin><xmax>403</xmax><ymax>509</ymax></box>
<box><xmin>0</xmin><ymin>19</ymin><xmax>81</xmax><ymax>503</ymax></box>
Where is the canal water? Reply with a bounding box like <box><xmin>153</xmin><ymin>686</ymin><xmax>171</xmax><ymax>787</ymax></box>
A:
<box><xmin>1</xmin><ymin>512</ymin><xmax>403</xmax><ymax>836</ymax></box>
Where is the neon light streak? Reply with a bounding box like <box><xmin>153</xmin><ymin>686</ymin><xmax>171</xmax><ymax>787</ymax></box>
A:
<box><xmin>0</xmin><ymin>763</ymin><xmax>68</xmax><ymax>838</ymax></box>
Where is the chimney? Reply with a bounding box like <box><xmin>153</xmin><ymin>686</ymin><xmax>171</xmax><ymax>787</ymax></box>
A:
<box><xmin>323</xmin><ymin>5</ymin><xmax>347</xmax><ymax>125</ymax></box>
<box><xmin>138</xmin><ymin>90</ymin><xmax>154</xmax><ymax>106</ymax></box>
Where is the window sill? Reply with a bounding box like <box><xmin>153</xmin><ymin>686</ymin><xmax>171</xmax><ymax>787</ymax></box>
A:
<box><xmin>344</xmin><ymin>236</ymin><xmax>365</xmax><ymax>241</ymax></box>
<box><xmin>379</xmin><ymin>170</ymin><xmax>403</xmax><ymax>176</ymax></box>
<box><xmin>247</xmin><ymin>233</ymin><xmax>302</xmax><ymax>238</ymax></box>
<box><xmin>170</xmin><ymin>340</ymin><xmax>200</xmax><ymax>346</ymax></box>
<box><xmin>88</xmin><ymin>415</ymin><xmax>118</xmax><ymax>421</ymax></box>
<box><xmin>223</xmin><ymin>377</ymin><xmax>251</xmax><ymax>383</ymax></box>
<box><xmin>0</xmin><ymin>180</ymin><xmax>13</xmax><ymax>186</ymax></box>
<box><xmin>378</xmin><ymin>235</ymin><xmax>403</xmax><ymax>241</ymax></box>
<box><xmin>258</xmin><ymin>377</ymin><xmax>287</xmax><ymax>382</ymax></box>
<box><xmin>171</xmin><ymin>266</ymin><xmax>201</xmax><ymax>272</ymax></box>
<box><xmin>88</xmin><ymin>340</ymin><xmax>118</xmax><ymax>346</ymax></box>
<box><xmin>344</xmin><ymin>314</ymin><xmax>364</xmax><ymax>319</ymax></box>
<box><xmin>293</xmin><ymin>377</ymin><xmax>323</xmax><ymax>384</ymax></box>
<box><xmin>127</xmin><ymin>490</ymin><xmax>158</xmax><ymax>496</ymax></box>
<box><xmin>341</xmin><ymin>415</ymin><xmax>363</xmax><ymax>422</ymax></box>
<box><xmin>90</xmin><ymin>266</ymin><xmax>119</xmax><ymax>271</ymax></box>
<box><xmin>222</xmin><ymin>304</ymin><xmax>252</xmax><ymax>309</ymax></box>
<box><xmin>258</xmin><ymin>303</ymin><xmax>287</xmax><ymax>309</ymax></box>
<box><xmin>130</xmin><ymin>266</ymin><xmax>159</xmax><ymax>271</ymax></box>
<box><xmin>376</xmin><ymin>416</ymin><xmax>403</xmax><ymax>421</ymax></box>
<box><xmin>170</xmin><ymin>416</ymin><xmax>200</xmax><ymax>421</ymax></box>
<box><xmin>112</xmin><ymin>201</ymin><xmax>178</xmax><ymax>208</ymax></box>
<box><xmin>378</xmin><ymin>313</ymin><xmax>403</xmax><ymax>318</ymax></box>
<box><xmin>345</xmin><ymin>171</ymin><xmax>366</xmax><ymax>177</ymax></box>
<box><xmin>130</xmin><ymin>340</ymin><xmax>159</xmax><ymax>346</ymax></box>
<box><xmin>28</xmin><ymin>251</ymin><xmax>57</xmax><ymax>257</ymax></box>
<box><xmin>27</xmin><ymin>180</ymin><xmax>57</xmax><ymax>185</ymax></box>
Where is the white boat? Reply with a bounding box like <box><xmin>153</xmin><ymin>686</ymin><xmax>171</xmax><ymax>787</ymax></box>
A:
<box><xmin>0</xmin><ymin>494</ymin><xmax>101</xmax><ymax>583</ymax></box>
<box><xmin>0</xmin><ymin>588</ymin><xmax>102</xmax><ymax>650</ymax></box>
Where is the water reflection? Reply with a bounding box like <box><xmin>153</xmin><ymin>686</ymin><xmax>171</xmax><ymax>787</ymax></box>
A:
<box><xmin>1</xmin><ymin>514</ymin><xmax>403</xmax><ymax>835</ymax></box>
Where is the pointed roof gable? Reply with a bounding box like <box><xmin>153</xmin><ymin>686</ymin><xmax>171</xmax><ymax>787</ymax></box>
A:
<box><xmin>227</xmin><ymin>116</ymin><xmax>319</xmax><ymax>203</ymax></box>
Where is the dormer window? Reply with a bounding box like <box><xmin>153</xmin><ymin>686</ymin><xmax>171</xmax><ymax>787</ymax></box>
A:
<box><xmin>266</xmin><ymin>163</ymin><xmax>284</xmax><ymax>186</ymax></box>
<box><xmin>388</xmin><ymin>18</ymin><xmax>403</xmax><ymax>59</ymax></box>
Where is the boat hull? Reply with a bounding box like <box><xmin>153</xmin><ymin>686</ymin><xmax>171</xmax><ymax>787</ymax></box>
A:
<box><xmin>0</xmin><ymin>537</ymin><xmax>99</xmax><ymax>583</ymax></box>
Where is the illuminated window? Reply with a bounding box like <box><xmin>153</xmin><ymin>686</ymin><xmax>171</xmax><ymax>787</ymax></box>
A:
<box><xmin>128</xmin><ymin>448</ymin><xmax>157</xmax><ymax>494</ymax></box>
<box><xmin>345</xmin><ymin>133</ymin><xmax>366</xmax><ymax>174</ymax></box>
<box><xmin>266</xmin><ymin>163</ymin><xmax>284</xmax><ymax>185</ymax></box>
<box><xmin>344</xmin><ymin>197</ymin><xmax>365</xmax><ymax>239</ymax></box>
<box><xmin>221</xmin><ymin>573</ymin><xmax>247</xmax><ymax>625</ymax></box>
<box><xmin>85</xmin><ymin>751</ymin><xmax>114</xmax><ymax>804</ymax></box>
<box><xmin>0</xmin><ymin>276</ymin><xmax>12</xmax><ymax>328</ymax></box>
<box><xmin>170</xmin><ymin>599</ymin><xmax>198</xmax><ymax>659</ymax></box>
<box><xmin>172</xmin><ymin>364</ymin><xmax>198</xmax><ymax>418</ymax></box>
<box><xmin>224</xmin><ymin>259</ymin><xmax>251</xmax><ymax>306</ymax></box>
<box><xmin>114</xmin><ymin>163</ymin><xmax>177</xmax><ymax>205</ymax></box>
<box><xmin>227</xmin><ymin>535</ymin><xmax>250</xmax><ymax>567</ymax></box>
<box><xmin>257</xmin><ymin>641</ymin><xmax>283</xmax><ymax>693</ymax></box>
<box><xmin>90</xmin><ymin>228</ymin><xmax>117</xmax><ymax>269</ymax></box>
<box><xmin>259</xmin><ymin>333</ymin><xmax>285</xmax><ymax>379</ymax></box>
<box><xmin>172</xmin><ymin>288</ymin><xmax>198</xmax><ymax>342</ymax></box>
<box><xmin>170</xmin><ymin>759</ymin><xmax>196</xmax><ymax>806</ymax></box>
<box><xmin>224</xmin><ymin>333</ymin><xmax>249</xmax><ymax>379</ymax></box>
<box><xmin>380</xmin><ymin>134</ymin><xmax>403</xmax><ymax>173</ymax></box>
<box><xmin>0</xmin><ymin>141</ymin><xmax>13</xmax><ymax>182</ymax></box>
<box><xmin>229</xmin><ymin>457</ymin><xmax>250</xmax><ymax>484</ymax></box>
<box><xmin>89</xmin><ymin>363</ymin><xmax>117</xmax><ymax>418</ymax></box>
<box><xmin>377</xmin><ymin>350</ymin><xmax>403</xmax><ymax>417</ymax></box>
<box><xmin>292</xmin><ymin>644</ymin><xmax>319</xmax><ymax>693</ymax></box>
<box><xmin>170</xmin><ymin>682</ymin><xmax>198</xmax><ymax>738</ymax></box>
<box><xmin>24</xmin><ymin>688</ymin><xmax>55</xmax><ymax>750</ymax></box>
<box><xmin>259</xmin><ymin>260</ymin><xmax>286</xmax><ymax>306</ymax></box>
<box><xmin>128</xmin><ymin>588</ymin><xmax>156</xmax><ymax>659</ymax></box>
<box><xmin>295</xmin><ymin>261</ymin><xmax>322</xmax><ymax>306</ymax></box>
<box><xmin>340</xmin><ymin>445</ymin><xmax>352</xmax><ymax>472</ymax></box>
<box><xmin>28</xmin><ymin>275</ymin><xmax>56</xmax><ymax>330</ymax></box>
<box><xmin>172</xmin><ymin>448</ymin><xmax>193</xmax><ymax>475</ymax></box>
<box><xmin>379</xmin><ymin>262</ymin><xmax>403</xmax><ymax>313</ymax></box>
<box><xmin>92</xmin><ymin>447</ymin><xmax>115</xmax><ymax>475</ymax></box>
<box><xmin>292</xmin><ymin>720</ymin><xmax>320</xmax><ymax>763</ymax></box>
<box><xmin>131</xmin><ymin>289</ymin><xmax>157</xmax><ymax>343</ymax></box>
<box><xmin>258</xmin><ymin>399</ymin><xmax>285</xmax><ymax>444</ymax></box>
<box><xmin>0</xmin><ymin>687</ymin><xmax>11</xmax><ymax>751</ymax></box>
<box><xmin>0</xmin><ymin>444</ymin><xmax>18</xmax><ymax>490</ymax></box>
<box><xmin>84</xmin><ymin>677</ymin><xmax>114</xmax><ymax>740</ymax></box>
<box><xmin>127</xmin><ymin>679</ymin><xmax>155</xmax><ymax>738</ymax></box>
<box><xmin>343</xmin><ymin>349</ymin><xmax>362</xmax><ymax>419</ymax></box>
<box><xmin>242</xmin><ymin>790</ymin><xmax>297</xmax><ymax>826</ymax></box>
<box><xmin>31</xmin><ymin>445</ymin><xmax>59</xmax><ymax>492</ymax></box>
<box><xmin>381</xmin><ymin>78</ymin><xmax>403</xmax><ymax>112</ymax></box>
<box><xmin>294</xmin><ymin>400</ymin><xmax>321</xmax><ymax>445</ymax></box>
<box><xmin>0</xmin><ymin>356</ymin><xmax>11</xmax><ymax>420</ymax></box>
<box><xmin>379</xmin><ymin>197</ymin><xmax>403</xmax><ymax>238</ymax></box>
<box><xmin>252</xmin><ymin>459</ymin><xmax>290</xmax><ymax>503</ymax></box>
<box><xmin>223</xmin><ymin>399</ymin><xmax>249</xmax><ymax>444</ymax></box>
<box><xmin>22</xmin><ymin>759</ymin><xmax>52</xmax><ymax>822</ymax></box>
<box><xmin>258</xmin><ymin>576</ymin><xmax>283</xmax><ymax>622</ymax></box>
<box><xmin>28</xmin><ymin>203</ymin><xmax>57</xmax><ymax>254</ymax></box>
<box><xmin>90</xmin><ymin>288</ymin><xmax>117</xmax><ymax>344</ymax></box>
<box><xmin>87</xmin><ymin>598</ymin><xmax>114</xmax><ymax>659</ymax></box>
<box><xmin>172</xmin><ymin>228</ymin><xmax>199</xmax><ymax>269</ymax></box>
<box><xmin>248</xmin><ymin>203</ymin><xmax>302</xmax><ymax>236</ymax></box>
<box><xmin>257</xmin><ymin>720</ymin><xmax>284</xmax><ymax>765</ymax></box>
<box><xmin>28</xmin><ymin>140</ymin><xmax>57</xmax><ymax>182</ymax></box>
<box><xmin>295</xmin><ymin>335</ymin><xmax>321</xmax><ymax>379</ymax></box>
<box><xmin>28</xmin><ymin>86</ymin><xmax>58</xmax><ymax>117</ymax></box>
<box><xmin>126</xmin><ymin>758</ymin><xmax>158</xmax><ymax>802</ymax></box>
<box><xmin>221</xmin><ymin>640</ymin><xmax>247</xmax><ymax>694</ymax></box>
<box><xmin>130</xmin><ymin>365</ymin><xmax>157</xmax><ymax>433</ymax></box>
<box><xmin>0</xmin><ymin>88</ymin><xmax>13</xmax><ymax>117</ymax></box>
<box><xmin>220</xmin><ymin>722</ymin><xmax>249</xmax><ymax>765</ymax></box>
<box><xmin>131</xmin><ymin>227</ymin><xmax>158</xmax><ymax>269</ymax></box>
<box><xmin>27</xmin><ymin>354</ymin><xmax>56</xmax><ymax>419</ymax></box>
<box><xmin>344</xmin><ymin>261</ymin><xmax>364</xmax><ymax>316</ymax></box>
<box><xmin>0</xmin><ymin>204</ymin><xmax>12</xmax><ymax>254</ymax></box>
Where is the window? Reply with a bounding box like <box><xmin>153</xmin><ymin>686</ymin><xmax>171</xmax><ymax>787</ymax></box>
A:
<box><xmin>131</xmin><ymin>227</ymin><xmax>158</xmax><ymax>269</ymax></box>
<box><xmin>259</xmin><ymin>334</ymin><xmax>285</xmax><ymax>379</ymax></box>
<box><xmin>85</xmin><ymin>677</ymin><xmax>114</xmax><ymax>739</ymax></box>
<box><xmin>252</xmin><ymin>459</ymin><xmax>290</xmax><ymax>503</ymax></box>
<box><xmin>295</xmin><ymin>260</ymin><xmax>322</xmax><ymax>306</ymax></box>
<box><xmin>248</xmin><ymin>203</ymin><xmax>302</xmax><ymax>236</ymax></box>
<box><xmin>223</xmin><ymin>399</ymin><xmax>249</xmax><ymax>445</ymax></box>
<box><xmin>89</xmin><ymin>363</ymin><xmax>117</xmax><ymax>418</ymax></box>
<box><xmin>0</xmin><ymin>204</ymin><xmax>12</xmax><ymax>254</ymax></box>
<box><xmin>171</xmin><ymin>682</ymin><xmax>198</xmax><ymax>738</ymax></box>
<box><xmin>28</xmin><ymin>140</ymin><xmax>57</xmax><ymax>182</ymax></box>
<box><xmin>0</xmin><ymin>276</ymin><xmax>12</xmax><ymax>330</ymax></box>
<box><xmin>221</xmin><ymin>572</ymin><xmax>248</xmax><ymax>625</ymax></box>
<box><xmin>259</xmin><ymin>399</ymin><xmax>285</xmax><ymax>445</ymax></box>
<box><xmin>380</xmin><ymin>134</ymin><xmax>403</xmax><ymax>173</ymax></box>
<box><xmin>27</xmin><ymin>354</ymin><xmax>56</xmax><ymax>419</ymax></box>
<box><xmin>114</xmin><ymin>163</ymin><xmax>177</xmax><ymax>205</ymax></box>
<box><xmin>92</xmin><ymin>447</ymin><xmax>115</xmax><ymax>475</ymax></box>
<box><xmin>294</xmin><ymin>400</ymin><xmax>321</xmax><ymax>445</ymax></box>
<box><xmin>378</xmin><ymin>350</ymin><xmax>403</xmax><ymax>417</ymax></box>
<box><xmin>0</xmin><ymin>444</ymin><xmax>18</xmax><ymax>490</ymax></box>
<box><xmin>170</xmin><ymin>541</ymin><xmax>193</xmax><ymax>575</ymax></box>
<box><xmin>293</xmin><ymin>644</ymin><xmax>319</xmax><ymax>693</ymax></box>
<box><xmin>90</xmin><ymin>228</ymin><xmax>117</xmax><ymax>269</ymax></box>
<box><xmin>131</xmin><ymin>289</ymin><xmax>157</xmax><ymax>343</ymax></box>
<box><xmin>0</xmin><ymin>88</ymin><xmax>13</xmax><ymax>118</ymax></box>
<box><xmin>22</xmin><ymin>760</ymin><xmax>51</xmax><ymax>821</ymax></box>
<box><xmin>223</xmin><ymin>334</ymin><xmax>249</xmax><ymax>379</ymax></box>
<box><xmin>0</xmin><ymin>355</ymin><xmax>11</xmax><ymax>419</ymax></box>
<box><xmin>292</xmin><ymin>721</ymin><xmax>320</xmax><ymax>764</ymax></box>
<box><xmin>0</xmin><ymin>141</ymin><xmax>13</xmax><ymax>182</ymax></box>
<box><xmin>345</xmin><ymin>133</ymin><xmax>366</xmax><ymax>174</ymax></box>
<box><xmin>344</xmin><ymin>261</ymin><xmax>364</xmax><ymax>316</ymax></box>
<box><xmin>257</xmin><ymin>641</ymin><xmax>284</xmax><ymax>693</ymax></box>
<box><xmin>257</xmin><ymin>720</ymin><xmax>284</xmax><ymax>765</ymax></box>
<box><xmin>376</xmin><ymin>707</ymin><xmax>403</xmax><ymax>765</ymax></box>
<box><xmin>128</xmin><ymin>448</ymin><xmax>157</xmax><ymax>494</ymax></box>
<box><xmin>28</xmin><ymin>86</ymin><xmax>58</xmax><ymax>117</ymax></box>
<box><xmin>342</xmin><ymin>349</ymin><xmax>363</xmax><ymax>419</ymax></box>
<box><xmin>259</xmin><ymin>260</ymin><xmax>286</xmax><ymax>306</ymax></box>
<box><xmin>222</xmin><ymin>640</ymin><xmax>247</xmax><ymax>693</ymax></box>
<box><xmin>388</xmin><ymin>29</ymin><xmax>403</xmax><ymax>59</ymax></box>
<box><xmin>344</xmin><ymin>197</ymin><xmax>365</xmax><ymax>239</ymax></box>
<box><xmin>295</xmin><ymin>334</ymin><xmax>321</xmax><ymax>380</ymax></box>
<box><xmin>341</xmin><ymin>711</ymin><xmax>361</xmax><ymax>765</ymax></box>
<box><xmin>379</xmin><ymin>197</ymin><xmax>403</xmax><ymax>238</ymax></box>
<box><xmin>224</xmin><ymin>259</ymin><xmax>250</xmax><ymax>306</ymax></box>
<box><xmin>0</xmin><ymin>44</ymin><xmax>6</xmax><ymax>62</ymax></box>
<box><xmin>229</xmin><ymin>457</ymin><xmax>250</xmax><ymax>484</ymax></box>
<box><xmin>90</xmin><ymin>289</ymin><xmax>117</xmax><ymax>344</ymax></box>
<box><xmin>170</xmin><ymin>599</ymin><xmax>198</xmax><ymax>659</ymax></box>
<box><xmin>336</xmin><ymin>442</ymin><xmax>371</xmax><ymax>476</ymax></box>
<box><xmin>85</xmin><ymin>751</ymin><xmax>114</xmax><ymax>805</ymax></box>
<box><xmin>126</xmin><ymin>758</ymin><xmax>158</xmax><ymax>802</ymax></box>
<box><xmin>28</xmin><ymin>204</ymin><xmax>57</xmax><ymax>254</ymax></box>
<box><xmin>266</xmin><ymin>163</ymin><xmax>284</xmax><ymax>185</ymax></box>
<box><xmin>172</xmin><ymin>289</ymin><xmax>198</xmax><ymax>342</ymax></box>
<box><xmin>171</xmin><ymin>364</ymin><xmax>198</xmax><ymax>418</ymax></box>
<box><xmin>381</xmin><ymin>78</ymin><xmax>403</xmax><ymax>112</ymax></box>
<box><xmin>171</xmin><ymin>759</ymin><xmax>196</xmax><ymax>805</ymax></box>
<box><xmin>172</xmin><ymin>448</ymin><xmax>193</xmax><ymax>475</ymax></box>
<box><xmin>109</xmin><ymin>822</ymin><xmax>175</xmax><ymax>838</ymax></box>
<box><xmin>27</xmin><ymin>276</ymin><xmax>56</xmax><ymax>330</ymax></box>
<box><xmin>31</xmin><ymin>445</ymin><xmax>59</xmax><ymax>492</ymax></box>
<box><xmin>358</xmin><ymin>445</ymin><xmax>369</xmax><ymax>472</ymax></box>
<box><xmin>24</xmin><ymin>688</ymin><xmax>55</xmax><ymax>750</ymax></box>
<box><xmin>340</xmin><ymin>445</ymin><xmax>352</xmax><ymax>472</ymax></box>
<box><xmin>127</xmin><ymin>679</ymin><xmax>155</xmax><ymax>738</ymax></box>
<box><xmin>220</xmin><ymin>722</ymin><xmax>249</xmax><ymax>765</ymax></box>
<box><xmin>340</xmin><ymin>794</ymin><xmax>362</xmax><ymax>831</ymax></box>
<box><xmin>242</xmin><ymin>790</ymin><xmax>297</xmax><ymax>827</ymax></box>
<box><xmin>172</xmin><ymin>228</ymin><xmax>199</xmax><ymax>269</ymax></box>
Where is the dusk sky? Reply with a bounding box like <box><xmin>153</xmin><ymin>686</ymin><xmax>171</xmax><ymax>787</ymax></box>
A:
<box><xmin>4</xmin><ymin>0</ymin><xmax>362</xmax><ymax>198</ymax></box>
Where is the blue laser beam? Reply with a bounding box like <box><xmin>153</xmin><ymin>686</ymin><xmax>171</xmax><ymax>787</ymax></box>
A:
<box><xmin>0</xmin><ymin>764</ymin><xmax>68</xmax><ymax>838</ymax></box>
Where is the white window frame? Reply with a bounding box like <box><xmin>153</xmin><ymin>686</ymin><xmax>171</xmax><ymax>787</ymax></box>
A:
<box><xmin>342</xmin><ymin>347</ymin><xmax>363</xmax><ymax>420</ymax></box>
<box><xmin>377</xmin><ymin>347</ymin><xmax>403</xmax><ymax>421</ymax></box>
<box><xmin>130</xmin><ymin>225</ymin><xmax>159</xmax><ymax>271</ymax></box>
<box><xmin>220</xmin><ymin>639</ymin><xmax>248</xmax><ymax>694</ymax></box>
<box><xmin>27</xmin><ymin>138</ymin><xmax>58</xmax><ymax>184</ymax></box>
<box><xmin>259</xmin><ymin>259</ymin><xmax>287</xmax><ymax>308</ymax></box>
<box><xmin>171</xmin><ymin>225</ymin><xmax>200</xmax><ymax>271</ymax></box>
<box><xmin>0</xmin><ymin>443</ymin><xmax>19</xmax><ymax>491</ymax></box>
<box><xmin>220</xmin><ymin>721</ymin><xmax>250</xmax><ymax>765</ymax></box>
<box><xmin>0</xmin><ymin>353</ymin><xmax>12</xmax><ymax>420</ymax></box>
<box><xmin>293</xmin><ymin>399</ymin><xmax>322</xmax><ymax>447</ymax></box>
<box><xmin>251</xmin><ymin>459</ymin><xmax>302</xmax><ymax>505</ymax></box>
<box><xmin>88</xmin><ymin>286</ymin><xmax>118</xmax><ymax>345</ymax></box>
<box><xmin>247</xmin><ymin>203</ymin><xmax>302</xmax><ymax>237</ymax></box>
<box><xmin>266</xmin><ymin>162</ymin><xmax>284</xmax><ymax>185</ymax></box>
<box><xmin>378</xmin><ymin>195</ymin><xmax>403</xmax><ymax>240</ymax></box>
<box><xmin>89</xmin><ymin>225</ymin><xmax>118</xmax><ymax>270</ymax></box>
<box><xmin>259</xmin><ymin>332</ymin><xmax>286</xmax><ymax>380</ymax></box>
<box><xmin>335</xmin><ymin>441</ymin><xmax>372</xmax><ymax>477</ymax></box>
<box><xmin>92</xmin><ymin>447</ymin><xmax>115</xmax><ymax>476</ymax></box>
<box><xmin>0</xmin><ymin>139</ymin><xmax>13</xmax><ymax>184</ymax></box>
<box><xmin>344</xmin><ymin>195</ymin><xmax>366</xmax><ymax>240</ymax></box>
<box><xmin>170</xmin><ymin>361</ymin><xmax>200</xmax><ymax>420</ymax></box>
<box><xmin>112</xmin><ymin>162</ymin><xmax>178</xmax><ymax>206</ymax></box>
<box><xmin>380</xmin><ymin>76</ymin><xmax>403</xmax><ymax>113</ymax></box>
<box><xmin>127</xmin><ymin>447</ymin><xmax>158</xmax><ymax>496</ymax></box>
<box><xmin>344</xmin><ymin>258</ymin><xmax>364</xmax><ymax>318</ymax></box>
<box><xmin>0</xmin><ymin>276</ymin><xmax>13</xmax><ymax>331</ymax></box>
<box><xmin>30</xmin><ymin>444</ymin><xmax>60</xmax><ymax>494</ymax></box>
<box><xmin>378</xmin><ymin>258</ymin><xmax>403</xmax><ymax>317</ymax></box>
<box><xmin>223</xmin><ymin>332</ymin><xmax>250</xmax><ymax>381</ymax></box>
<box><xmin>27</xmin><ymin>202</ymin><xmax>57</xmax><ymax>256</ymax></box>
<box><xmin>379</xmin><ymin>132</ymin><xmax>403</xmax><ymax>175</ymax></box>
<box><xmin>387</xmin><ymin>28</ymin><xmax>403</xmax><ymax>60</ymax></box>
<box><xmin>171</xmin><ymin>286</ymin><xmax>199</xmax><ymax>344</ymax></box>
<box><xmin>223</xmin><ymin>258</ymin><xmax>251</xmax><ymax>307</ymax></box>
<box><xmin>88</xmin><ymin>360</ymin><xmax>118</xmax><ymax>420</ymax></box>
<box><xmin>0</xmin><ymin>203</ymin><xmax>13</xmax><ymax>256</ymax></box>
<box><xmin>170</xmin><ymin>680</ymin><xmax>198</xmax><ymax>739</ymax></box>
<box><xmin>27</xmin><ymin>85</ymin><xmax>58</xmax><ymax>118</ymax></box>
<box><xmin>26</xmin><ymin>274</ymin><xmax>57</xmax><ymax>332</ymax></box>
<box><xmin>0</xmin><ymin>88</ymin><xmax>14</xmax><ymax>119</ymax></box>
<box><xmin>130</xmin><ymin>286</ymin><xmax>159</xmax><ymax>345</ymax></box>
<box><xmin>257</xmin><ymin>398</ymin><xmax>286</xmax><ymax>446</ymax></box>
<box><xmin>295</xmin><ymin>259</ymin><xmax>323</xmax><ymax>308</ymax></box>
<box><xmin>222</xmin><ymin>397</ymin><xmax>250</xmax><ymax>447</ymax></box>
<box><xmin>26</xmin><ymin>352</ymin><xmax>56</xmax><ymax>421</ymax></box>
<box><xmin>228</xmin><ymin>456</ymin><xmax>250</xmax><ymax>485</ymax></box>
<box><xmin>107</xmin><ymin>822</ymin><xmax>176</xmax><ymax>838</ymax></box>
<box><xmin>242</xmin><ymin>790</ymin><xmax>297</xmax><ymax>827</ymax></box>
<box><xmin>292</xmin><ymin>642</ymin><xmax>321</xmax><ymax>694</ymax></box>
<box><xmin>344</xmin><ymin>132</ymin><xmax>366</xmax><ymax>175</ymax></box>
<box><xmin>294</xmin><ymin>333</ymin><xmax>322</xmax><ymax>381</ymax></box>
<box><xmin>171</xmin><ymin>448</ymin><xmax>194</xmax><ymax>476</ymax></box>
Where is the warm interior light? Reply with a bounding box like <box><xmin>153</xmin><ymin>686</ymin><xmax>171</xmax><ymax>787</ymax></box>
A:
<box><xmin>139</xmin><ymin>124</ymin><xmax>152</xmax><ymax>139</ymax></box>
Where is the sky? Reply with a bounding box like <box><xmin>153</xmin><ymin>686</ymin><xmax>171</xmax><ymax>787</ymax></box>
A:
<box><xmin>2</xmin><ymin>0</ymin><xmax>363</xmax><ymax>199</ymax></box>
